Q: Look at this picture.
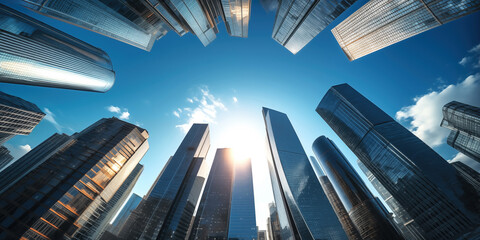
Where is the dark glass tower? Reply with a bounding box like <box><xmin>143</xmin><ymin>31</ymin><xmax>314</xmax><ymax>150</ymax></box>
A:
<box><xmin>22</xmin><ymin>0</ymin><xmax>169</xmax><ymax>51</ymax></box>
<box><xmin>107</xmin><ymin>193</ymin><xmax>143</xmax><ymax>236</ymax></box>
<box><xmin>74</xmin><ymin>163</ymin><xmax>144</xmax><ymax>240</ymax></box>
<box><xmin>309</xmin><ymin>156</ymin><xmax>362</xmax><ymax>240</ymax></box>
<box><xmin>119</xmin><ymin>123</ymin><xmax>210</xmax><ymax>240</ymax></box>
<box><xmin>356</xmin><ymin>160</ymin><xmax>425</xmax><ymax>240</ymax></box>
<box><xmin>317</xmin><ymin>83</ymin><xmax>480</xmax><ymax>240</ymax></box>
<box><xmin>0</xmin><ymin>4</ymin><xmax>115</xmax><ymax>92</ymax></box>
<box><xmin>0</xmin><ymin>117</ymin><xmax>149</xmax><ymax>239</ymax></box>
<box><xmin>272</xmin><ymin>0</ymin><xmax>357</xmax><ymax>54</ymax></box>
<box><xmin>0</xmin><ymin>91</ymin><xmax>45</xmax><ymax>146</ymax></box>
<box><xmin>0</xmin><ymin>146</ymin><xmax>13</xmax><ymax>171</ymax></box>
<box><xmin>263</xmin><ymin>107</ymin><xmax>348</xmax><ymax>240</ymax></box>
<box><xmin>311</xmin><ymin>136</ymin><xmax>402</xmax><ymax>240</ymax></box>
<box><xmin>441</xmin><ymin>101</ymin><xmax>480</xmax><ymax>163</ymax></box>
<box><xmin>450</xmin><ymin>161</ymin><xmax>480</xmax><ymax>194</ymax></box>
<box><xmin>189</xmin><ymin>148</ymin><xmax>257</xmax><ymax>239</ymax></box>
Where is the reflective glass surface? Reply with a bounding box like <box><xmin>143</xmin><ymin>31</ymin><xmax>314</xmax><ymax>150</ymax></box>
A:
<box><xmin>108</xmin><ymin>193</ymin><xmax>142</xmax><ymax>236</ymax></box>
<box><xmin>272</xmin><ymin>0</ymin><xmax>356</xmax><ymax>54</ymax></box>
<box><xmin>0</xmin><ymin>118</ymin><xmax>149</xmax><ymax>239</ymax></box>
<box><xmin>263</xmin><ymin>107</ymin><xmax>348</xmax><ymax>240</ymax></box>
<box><xmin>119</xmin><ymin>124</ymin><xmax>209</xmax><ymax>240</ymax></box>
<box><xmin>332</xmin><ymin>0</ymin><xmax>480</xmax><ymax>60</ymax></box>
<box><xmin>221</xmin><ymin>0</ymin><xmax>251</xmax><ymax>37</ymax></box>
<box><xmin>0</xmin><ymin>4</ymin><xmax>115</xmax><ymax>92</ymax></box>
<box><xmin>317</xmin><ymin>83</ymin><xmax>480</xmax><ymax>240</ymax></box>
<box><xmin>22</xmin><ymin>0</ymin><xmax>169</xmax><ymax>51</ymax></box>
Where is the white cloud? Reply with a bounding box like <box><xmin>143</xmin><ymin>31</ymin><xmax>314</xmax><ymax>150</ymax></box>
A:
<box><xmin>107</xmin><ymin>105</ymin><xmax>121</xmax><ymax>113</ymax></box>
<box><xmin>187</xmin><ymin>98</ymin><xmax>194</xmax><ymax>103</ymax></box>
<box><xmin>19</xmin><ymin>144</ymin><xmax>31</xmax><ymax>153</ymax></box>
<box><xmin>233</xmin><ymin>97</ymin><xmax>238</xmax><ymax>103</ymax></box>
<box><xmin>175</xmin><ymin>87</ymin><xmax>228</xmax><ymax>133</ymax></box>
<box><xmin>396</xmin><ymin>73</ymin><xmax>480</xmax><ymax>147</ymax></box>
<box><xmin>173</xmin><ymin>111</ymin><xmax>180</xmax><ymax>118</ymax></box>
<box><xmin>44</xmin><ymin>108</ymin><xmax>63</xmax><ymax>132</ymax></box>
<box><xmin>106</xmin><ymin>105</ymin><xmax>130</xmax><ymax>120</ymax></box>
<box><xmin>119</xmin><ymin>111</ymin><xmax>130</xmax><ymax>120</ymax></box>
<box><xmin>460</xmin><ymin>43</ymin><xmax>480</xmax><ymax>68</ymax></box>
<box><xmin>459</xmin><ymin>57</ymin><xmax>470</xmax><ymax>66</ymax></box>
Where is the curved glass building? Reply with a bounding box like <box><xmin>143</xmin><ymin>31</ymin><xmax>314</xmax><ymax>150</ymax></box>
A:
<box><xmin>263</xmin><ymin>107</ymin><xmax>348</xmax><ymax>240</ymax></box>
<box><xmin>312</xmin><ymin>136</ymin><xmax>402</xmax><ymax>240</ymax></box>
<box><xmin>0</xmin><ymin>4</ymin><xmax>115</xmax><ymax>92</ymax></box>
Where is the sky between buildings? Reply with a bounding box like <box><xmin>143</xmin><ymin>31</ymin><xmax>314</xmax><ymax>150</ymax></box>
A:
<box><xmin>2</xmin><ymin>0</ymin><xmax>480</xmax><ymax>231</ymax></box>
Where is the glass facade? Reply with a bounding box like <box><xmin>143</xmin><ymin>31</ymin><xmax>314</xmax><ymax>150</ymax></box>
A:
<box><xmin>263</xmin><ymin>107</ymin><xmax>348</xmax><ymax>240</ymax></box>
<box><xmin>147</xmin><ymin>0</ymin><xmax>189</xmax><ymax>36</ymax></box>
<box><xmin>309</xmin><ymin>157</ymin><xmax>362</xmax><ymax>240</ymax></box>
<box><xmin>228</xmin><ymin>157</ymin><xmax>257</xmax><ymax>239</ymax></box>
<box><xmin>317</xmin><ymin>83</ymin><xmax>480</xmax><ymax>240</ymax></box>
<box><xmin>107</xmin><ymin>193</ymin><xmax>143</xmax><ymax>236</ymax></box>
<box><xmin>189</xmin><ymin>149</ymin><xmax>257</xmax><ymax>240</ymax></box>
<box><xmin>451</xmin><ymin>161</ymin><xmax>480</xmax><ymax>194</ymax></box>
<box><xmin>73</xmin><ymin>163</ymin><xmax>144</xmax><ymax>240</ymax></box>
<box><xmin>189</xmin><ymin>149</ymin><xmax>234</xmax><ymax>239</ymax></box>
<box><xmin>22</xmin><ymin>0</ymin><xmax>169</xmax><ymax>51</ymax></box>
<box><xmin>0</xmin><ymin>4</ymin><xmax>115</xmax><ymax>92</ymax></box>
<box><xmin>0</xmin><ymin>91</ymin><xmax>45</xmax><ymax>146</ymax></box>
<box><xmin>442</xmin><ymin>101</ymin><xmax>480</xmax><ymax>162</ymax></box>
<box><xmin>163</xmin><ymin>0</ymin><xmax>217</xmax><ymax>46</ymax></box>
<box><xmin>0</xmin><ymin>146</ymin><xmax>13</xmax><ymax>171</ymax></box>
<box><xmin>119</xmin><ymin>123</ymin><xmax>210</xmax><ymax>240</ymax></box>
<box><xmin>221</xmin><ymin>0</ymin><xmax>251</xmax><ymax>37</ymax></box>
<box><xmin>0</xmin><ymin>117</ymin><xmax>149</xmax><ymax>239</ymax></box>
<box><xmin>272</xmin><ymin>0</ymin><xmax>357</xmax><ymax>54</ymax></box>
<box><xmin>331</xmin><ymin>0</ymin><xmax>480</xmax><ymax>60</ymax></box>
<box><xmin>312</xmin><ymin>136</ymin><xmax>401</xmax><ymax>240</ymax></box>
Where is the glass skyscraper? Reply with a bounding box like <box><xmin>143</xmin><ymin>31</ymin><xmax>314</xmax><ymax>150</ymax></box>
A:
<box><xmin>119</xmin><ymin>123</ymin><xmax>210</xmax><ymax>240</ymax></box>
<box><xmin>450</xmin><ymin>161</ymin><xmax>480</xmax><ymax>194</ymax></box>
<box><xmin>441</xmin><ymin>101</ymin><xmax>480</xmax><ymax>162</ymax></box>
<box><xmin>107</xmin><ymin>193</ymin><xmax>143</xmax><ymax>236</ymax></box>
<box><xmin>189</xmin><ymin>148</ymin><xmax>257</xmax><ymax>239</ymax></box>
<box><xmin>272</xmin><ymin>0</ymin><xmax>357</xmax><ymax>54</ymax></box>
<box><xmin>22</xmin><ymin>0</ymin><xmax>169</xmax><ymax>51</ymax></box>
<box><xmin>331</xmin><ymin>0</ymin><xmax>480</xmax><ymax>60</ymax></box>
<box><xmin>73</xmin><ymin>163</ymin><xmax>144</xmax><ymax>240</ymax></box>
<box><xmin>0</xmin><ymin>117</ymin><xmax>149</xmax><ymax>239</ymax></box>
<box><xmin>0</xmin><ymin>4</ymin><xmax>115</xmax><ymax>92</ymax></box>
<box><xmin>309</xmin><ymin>156</ymin><xmax>362</xmax><ymax>240</ymax></box>
<box><xmin>0</xmin><ymin>146</ymin><xmax>13</xmax><ymax>171</ymax></box>
<box><xmin>356</xmin><ymin>160</ymin><xmax>425</xmax><ymax>240</ymax></box>
<box><xmin>317</xmin><ymin>83</ymin><xmax>480</xmax><ymax>240</ymax></box>
<box><xmin>263</xmin><ymin>107</ymin><xmax>348</xmax><ymax>240</ymax></box>
<box><xmin>0</xmin><ymin>91</ymin><xmax>45</xmax><ymax>146</ymax></box>
<box><xmin>221</xmin><ymin>0</ymin><xmax>251</xmax><ymax>37</ymax></box>
<box><xmin>311</xmin><ymin>136</ymin><xmax>402</xmax><ymax>240</ymax></box>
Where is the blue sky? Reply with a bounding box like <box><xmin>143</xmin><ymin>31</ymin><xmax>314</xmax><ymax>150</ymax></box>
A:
<box><xmin>2</xmin><ymin>0</ymin><xmax>480</xmax><ymax>231</ymax></box>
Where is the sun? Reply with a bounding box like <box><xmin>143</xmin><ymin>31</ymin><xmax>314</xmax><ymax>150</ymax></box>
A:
<box><xmin>219</xmin><ymin>123</ymin><xmax>261</xmax><ymax>163</ymax></box>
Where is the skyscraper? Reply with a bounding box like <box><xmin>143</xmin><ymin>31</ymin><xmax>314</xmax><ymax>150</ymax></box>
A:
<box><xmin>221</xmin><ymin>0</ymin><xmax>251</xmax><ymax>37</ymax></box>
<box><xmin>263</xmin><ymin>107</ymin><xmax>348</xmax><ymax>240</ymax></box>
<box><xmin>73</xmin><ymin>163</ymin><xmax>144</xmax><ymax>240</ymax></box>
<box><xmin>258</xmin><ymin>230</ymin><xmax>267</xmax><ymax>240</ymax></box>
<box><xmin>22</xmin><ymin>0</ymin><xmax>169</xmax><ymax>51</ymax></box>
<box><xmin>189</xmin><ymin>148</ymin><xmax>257</xmax><ymax>239</ymax></box>
<box><xmin>309</xmin><ymin>156</ymin><xmax>362</xmax><ymax>240</ymax></box>
<box><xmin>272</xmin><ymin>0</ymin><xmax>357</xmax><ymax>54</ymax></box>
<box><xmin>119</xmin><ymin>123</ymin><xmax>210</xmax><ymax>240</ymax></box>
<box><xmin>441</xmin><ymin>101</ymin><xmax>480</xmax><ymax>162</ymax></box>
<box><xmin>0</xmin><ymin>146</ymin><xmax>13</xmax><ymax>171</ymax></box>
<box><xmin>450</xmin><ymin>161</ymin><xmax>480</xmax><ymax>194</ymax></box>
<box><xmin>357</xmin><ymin>160</ymin><xmax>425</xmax><ymax>240</ymax></box>
<box><xmin>107</xmin><ymin>193</ymin><xmax>143</xmax><ymax>236</ymax></box>
<box><xmin>317</xmin><ymin>83</ymin><xmax>480</xmax><ymax>239</ymax></box>
<box><xmin>331</xmin><ymin>0</ymin><xmax>480</xmax><ymax>60</ymax></box>
<box><xmin>162</xmin><ymin>0</ymin><xmax>218</xmax><ymax>46</ymax></box>
<box><xmin>0</xmin><ymin>4</ymin><xmax>115</xmax><ymax>92</ymax></box>
<box><xmin>267</xmin><ymin>202</ymin><xmax>283</xmax><ymax>240</ymax></box>
<box><xmin>0</xmin><ymin>91</ymin><xmax>45</xmax><ymax>145</ymax></box>
<box><xmin>0</xmin><ymin>117</ymin><xmax>149</xmax><ymax>239</ymax></box>
<box><xmin>311</xmin><ymin>137</ymin><xmax>402</xmax><ymax>240</ymax></box>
